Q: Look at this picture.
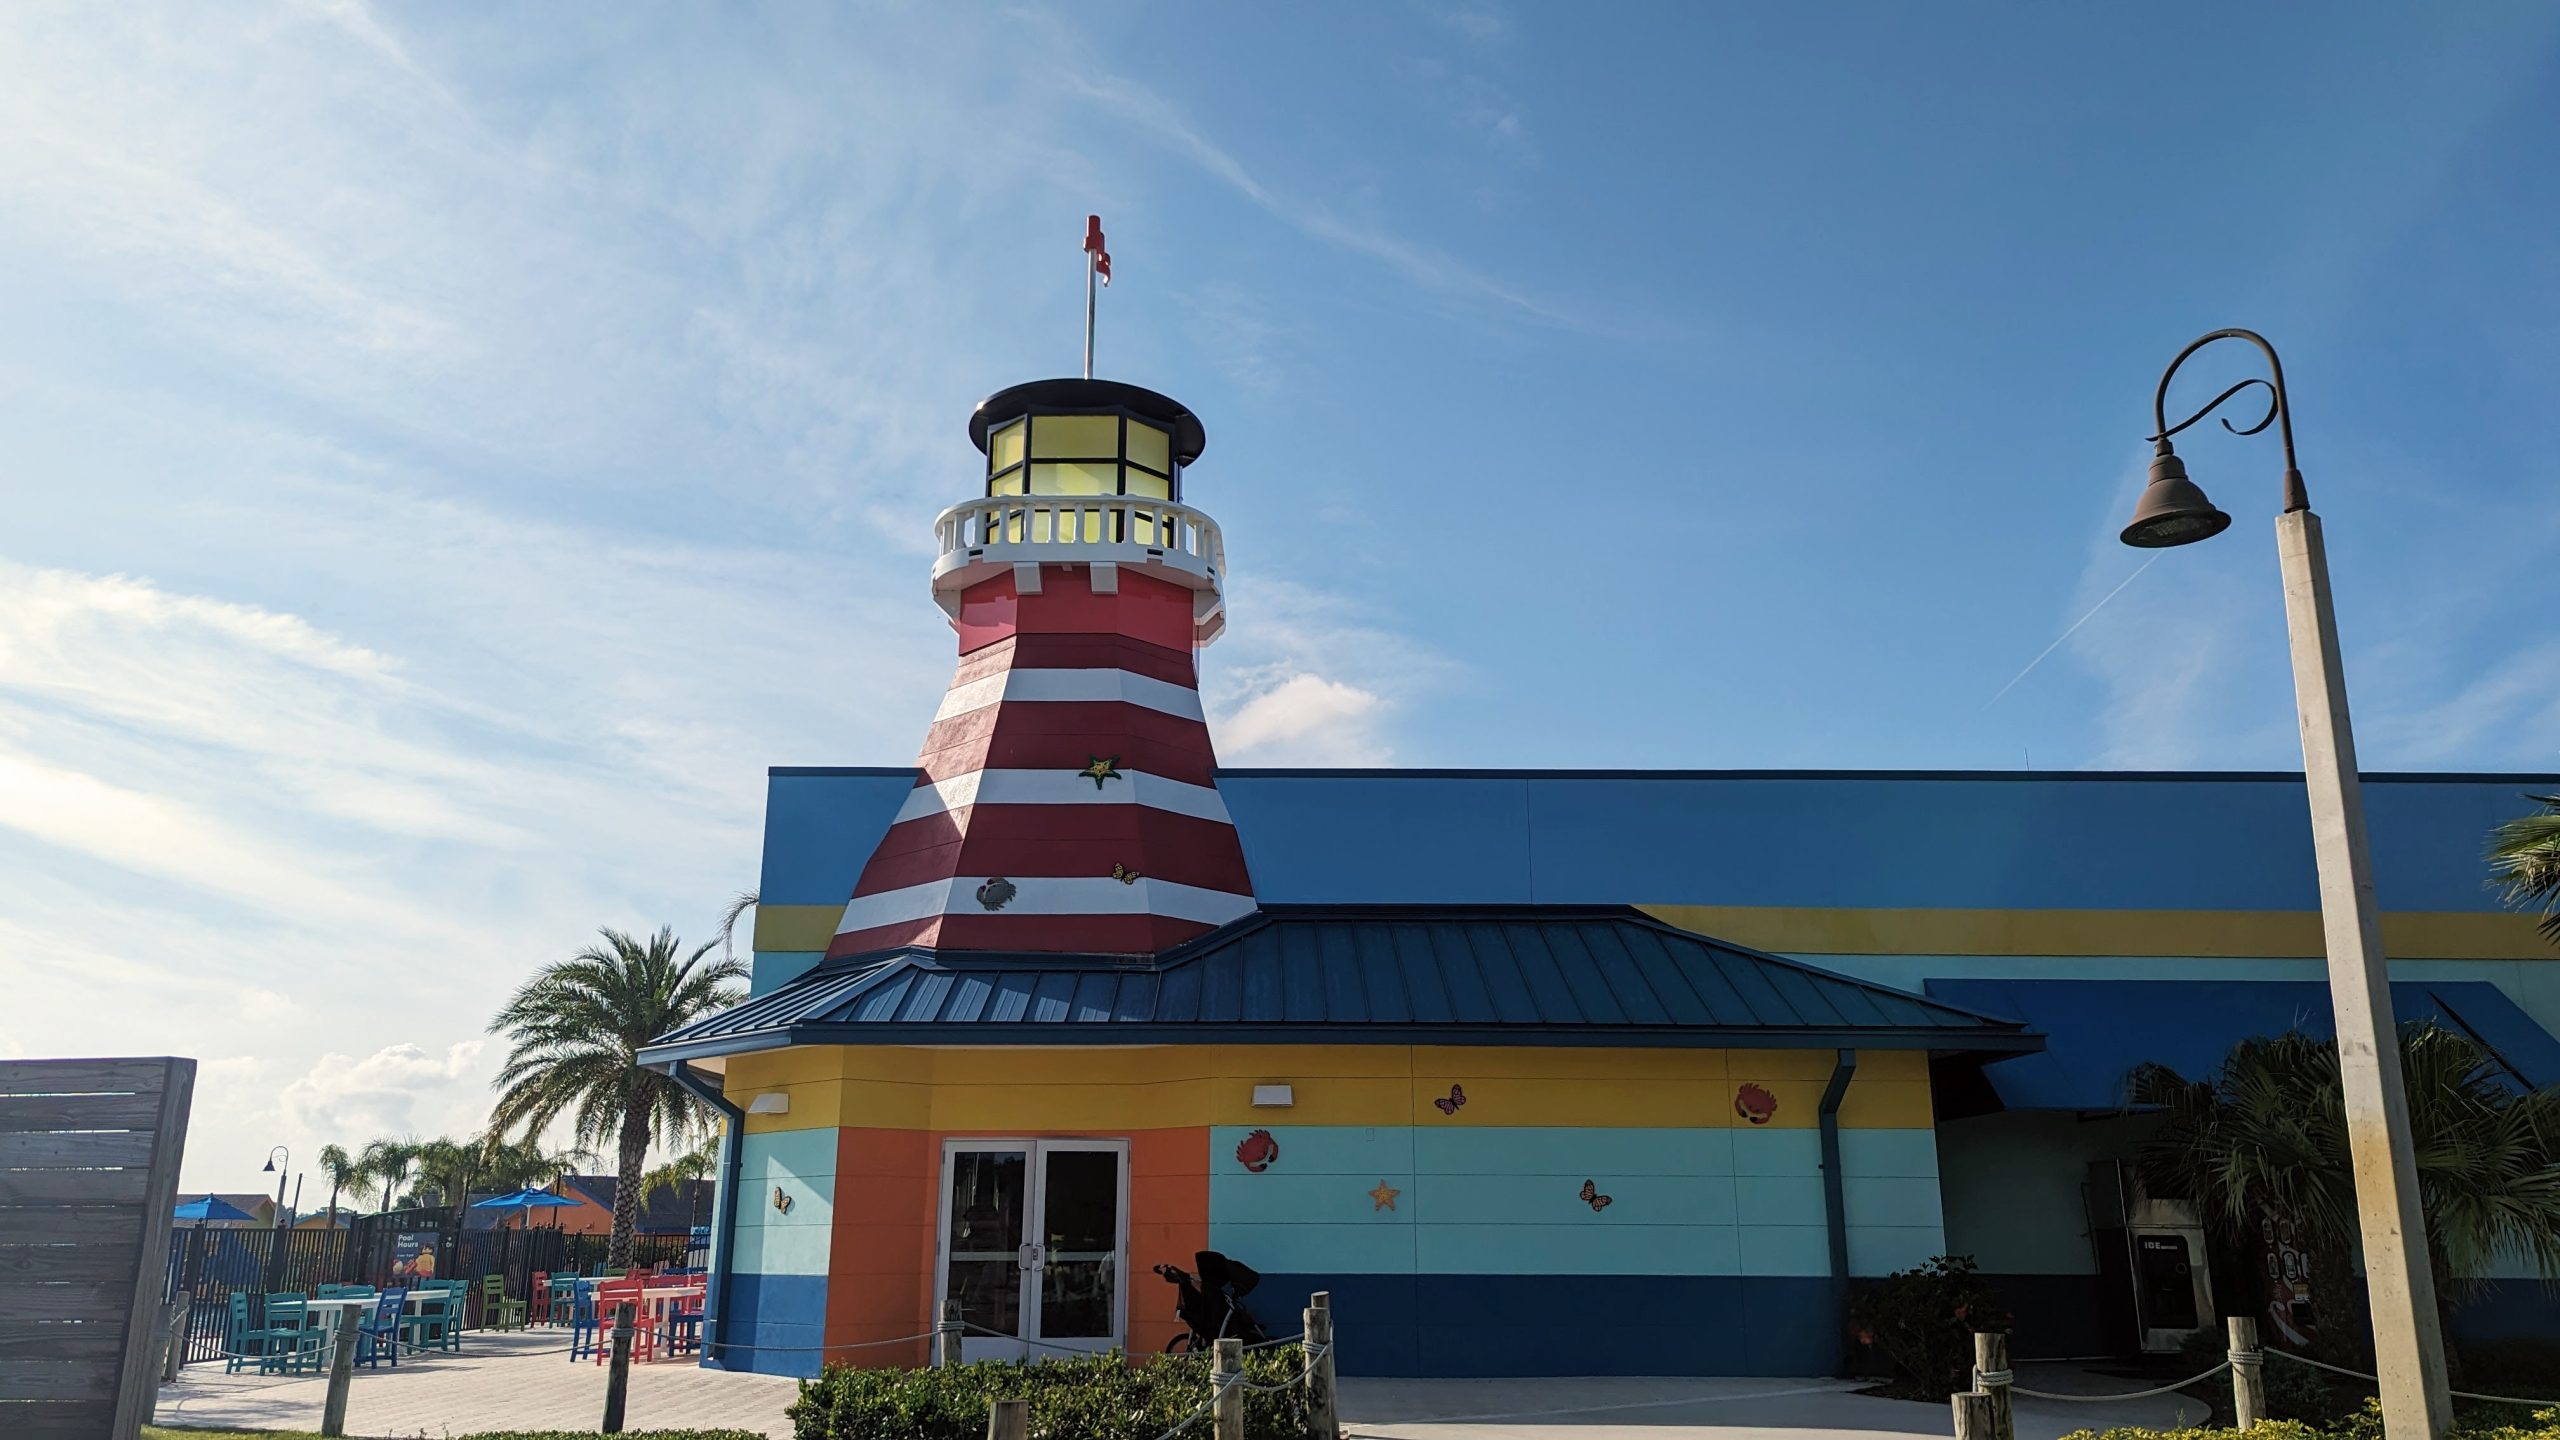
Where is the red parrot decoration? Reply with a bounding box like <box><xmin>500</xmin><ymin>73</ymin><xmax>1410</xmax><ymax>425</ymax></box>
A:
<box><xmin>1234</xmin><ymin>1128</ymin><xmax>1280</xmax><ymax>1173</ymax></box>
<box><xmin>1734</xmin><ymin>1083</ymin><xmax>1779</xmax><ymax>1125</ymax></box>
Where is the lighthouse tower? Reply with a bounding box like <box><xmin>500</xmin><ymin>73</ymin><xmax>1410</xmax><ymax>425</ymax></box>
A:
<box><xmin>829</xmin><ymin>379</ymin><xmax>1257</xmax><ymax>957</ymax></box>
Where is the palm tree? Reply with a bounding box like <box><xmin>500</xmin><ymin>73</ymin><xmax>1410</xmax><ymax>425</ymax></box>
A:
<box><xmin>316</xmin><ymin>1144</ymin><xmax>362</xmax><ymax>1222</ymax></box>
<box><xmin>410</xmin><ymin>1137</ymin><xmax>481</xmax><ymax>1209</ymax></box>
<box><xmin>639</xmin><ymin>1128</ymin><xmax>723</xmax><ymax>1229</ymax></box>
<box><xmin>488</xmin><ymin>925</ymin><xmax>745</xmax><ymax>1269</ymax></box>
<box><xmin>479</xmin><ymin>1134</ymin><xmax>591</xmax><ymax>1193</ymax></box>
<box><xmin>2130</xmin><ymin>1023</ymin><xmax>2560</xmax><ymax>1373</ymax></box>
<box><xmin>2488</xmin><ymin>794</ymin><xmax>2560</xmax><ymax>942</ymax></box>
<box><xmin>357</xmin><ymin>1138</ymin><xmax>422</xmax><ymax>1212</ymax></box>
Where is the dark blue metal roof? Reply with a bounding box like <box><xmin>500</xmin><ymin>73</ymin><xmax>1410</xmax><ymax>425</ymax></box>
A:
<box><xmin>642</xmin><ymin>906</ymin><xmax>2039</xmax><ymax>1063</ymax></box>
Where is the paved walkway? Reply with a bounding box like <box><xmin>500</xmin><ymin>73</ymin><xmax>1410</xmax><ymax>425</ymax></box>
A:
<box><xmin>155</xmin><ymin>1333</ymin><xmax>2203</xmax><ymax>1440</ymax></box>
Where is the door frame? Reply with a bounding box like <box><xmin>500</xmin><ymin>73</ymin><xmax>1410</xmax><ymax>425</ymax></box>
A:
<box><xmin>932</xmin><ymin>1138</ymin><xmax>1130</xmax><ymax>1360</ymax></box>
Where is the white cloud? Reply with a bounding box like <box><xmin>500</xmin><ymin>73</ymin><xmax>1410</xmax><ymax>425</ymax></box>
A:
<box><xmin>1217</xmin><ymin>674</ymin><xmax>1388</xmax><ymax>765</ymax></box>
<box><xmin>279</xmin><ymin>1042</ymin><xmax>490</xmax><ymax>1148</ymax></box>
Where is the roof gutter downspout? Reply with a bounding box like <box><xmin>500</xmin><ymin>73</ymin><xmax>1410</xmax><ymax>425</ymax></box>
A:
<box><xmin>1818</xmin><ymin>1047</ymin><xmax>1859</xmax><ymax>1377</ymax></box>
<box><xmin>667</xmin><ymin>1060</ymin><xmax>745</xmax><ymax>1371</ymax></box>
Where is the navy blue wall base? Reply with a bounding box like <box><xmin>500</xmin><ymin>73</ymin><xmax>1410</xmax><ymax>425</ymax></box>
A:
<box><xmin>1253</xmin><ymin>1274</ymin><xmax>1837</xmax><ymax>1377</ymax></box>
<box><xmin>721</xmin><ymin>1272</ymin><xmax>827</xmax><ymax>1378</ymax></box>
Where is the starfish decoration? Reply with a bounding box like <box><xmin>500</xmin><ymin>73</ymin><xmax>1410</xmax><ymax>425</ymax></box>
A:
<box><xmin>1367</xmin><ymin>1180</ymin><xmax>1400</xmax><ymax>1212</ymax></box>
<box><xmin>1078</xmin><ymin>755</ymin><xmax>1124</xmax><ymax>790</ymax></box>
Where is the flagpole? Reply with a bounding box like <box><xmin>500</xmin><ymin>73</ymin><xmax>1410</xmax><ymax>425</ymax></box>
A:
<box><xmin>1083</xmin><ymin>248</ymin><xmax>1097</xmax><ymax>380</ymax></box>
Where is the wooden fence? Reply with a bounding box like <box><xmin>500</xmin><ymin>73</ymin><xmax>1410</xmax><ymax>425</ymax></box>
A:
<box><xmin>0</xmin><ymin>1057</ymin><xmax>197</xmax><ymax>1440</ymax></box>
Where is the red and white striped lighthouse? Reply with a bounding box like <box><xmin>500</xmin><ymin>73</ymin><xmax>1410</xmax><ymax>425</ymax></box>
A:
<box><xmin>829</xmin><ymin>378</ymin><xmax>1256</xmax><ymax>957</ymax></box>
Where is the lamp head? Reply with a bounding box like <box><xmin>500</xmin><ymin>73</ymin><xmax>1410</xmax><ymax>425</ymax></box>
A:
<box><xmin>2120</xmin><ymin>441</ymin><xmax>2232</xmax><ymax>548</ymax></box>
<box><xmin>262</xmin><ymin>1157</ymin><xmax>276</xmax><ymax>1172</ymax></box>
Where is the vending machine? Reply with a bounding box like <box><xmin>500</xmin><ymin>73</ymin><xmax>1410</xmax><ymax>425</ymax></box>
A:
<box><xmin>2086</xmin><ymin>1160</ymin><xmax>2217</xmax><ymax>1354</ymax></box>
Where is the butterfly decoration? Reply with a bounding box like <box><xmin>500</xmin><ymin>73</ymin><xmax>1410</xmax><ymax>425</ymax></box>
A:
<box><xmin>1733</xmin><ymin>1082</ymin><xmax>1779</xmax><ymax>1126</ymax></box>
<box><xmin>1111</xmin><ymin>861</ymin><xmax>1141</xmax><ymax>885</ymax></box>
<box><xmin>975</xmin><ymin>877</ymin><xmax>1018</xmax><ymax>911</ymax></box>
<box><xmin>1432</xmin><ymin>1084</ymin><xmax>1467</xmax><ymax>1116</ymax></box>
<box><xmin>1079</xmin><ymin>755</ymin><xmax>1125</xmax><ymax>790</ymax></box>
<box><xmin>772</xmin><ymin>1186</ymin><xmax>794</xmax><ymax>1215</ymax></box>
<box><xmin>1234</xmin><ymin>1128</ymin><xmax>1280</xmax><ymax>1173</ymax></box>
<box><xmin>1578</xmin><ymin>1180</ymin><xmax>1613</xmax><ymax>1213</ymax></box>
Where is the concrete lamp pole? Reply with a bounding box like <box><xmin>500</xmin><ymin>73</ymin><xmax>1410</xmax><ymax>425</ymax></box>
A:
<box><xmin>2119</xmin><ymin>328</ymin><xmax>2452</xmax><ymax>1438</ymax></box>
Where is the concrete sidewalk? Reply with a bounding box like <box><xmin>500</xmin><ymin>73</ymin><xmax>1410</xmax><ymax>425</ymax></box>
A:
<box><xmin>156</xmin><ymin>1334</ymin><xmax>2205</xmax><ymax>1440</ymax></box>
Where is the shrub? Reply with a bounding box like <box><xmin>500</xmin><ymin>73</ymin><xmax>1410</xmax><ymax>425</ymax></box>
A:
<box><xmin>456</xmin><ymin>1432</ymin><xmax>770</xmax><ymax>1440</ymax></box>
<box><xmin>788</xmin><ymin>1348</ymin><xmax>1315</xmax><ymax>1440</ymax></box>
<box><xmin>2059</xmin><ymin>1399</ymin><xmax>2560</xmax><ymax>1440</ymax></box>
<box><xmin>1847</xmin><ymin>1255</ymin><xmax>2012</xmax><ymax>1400</ymax></box>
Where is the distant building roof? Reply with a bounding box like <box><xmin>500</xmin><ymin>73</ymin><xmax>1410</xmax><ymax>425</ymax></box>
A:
<box><xmin>644</xmin><ymin>905</ymin><xmax>2041</xmax><ymax>1062</ymax></box>
<box><xmin>556</xmin><ymin>1175</ymin><xmax>713</xmax><ymax>1234</ymax></box>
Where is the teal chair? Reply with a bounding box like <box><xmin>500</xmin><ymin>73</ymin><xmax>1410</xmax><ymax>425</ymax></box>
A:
<box><xmin>222</xmin><ymin>1293</ymin><xmax>306</xmax><ymax>1375</ymax></box>
<box><xmin>258</xmin><ymin>1294</ymin><xmax>326</xmax><ymax>1374</ymax></box>
<box><xmin>402</xmin><ymin>1284</ymin><xmax>462</xmax><ymax>1353</ymax></box>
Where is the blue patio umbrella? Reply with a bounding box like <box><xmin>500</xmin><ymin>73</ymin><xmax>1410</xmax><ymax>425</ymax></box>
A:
<box><xmin>174</xmin><ymin>1194</ymin><xmax>256</xmax><ymax>1224</ymax></box>
<box><xmin>470</xmin><ymin>1186</ymin><xmax>580</xmax><ymax>1232</ymax></box>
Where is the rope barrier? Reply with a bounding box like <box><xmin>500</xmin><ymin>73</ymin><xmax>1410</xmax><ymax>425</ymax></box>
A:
<box><xmin>2004</xmin><ymin>1361</ymin><xmax>2229</xmax><ymax>1402</ymax></box>
<box><xmin>1148</xmin><ymin>1373</ymin><xmax>1241</xmax><ymax>1440</ymax></box>
<box><xmin>2263</xmin><ymin>1349</ymin><xmax>2555</xmax><ymax>1410</ymax></box>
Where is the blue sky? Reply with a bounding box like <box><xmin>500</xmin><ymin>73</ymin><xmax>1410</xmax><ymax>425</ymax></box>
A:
<box><xmin>3</xmin><ymin>2</ymin><xmax>2556</xmax><ymax>1189</ymax></box>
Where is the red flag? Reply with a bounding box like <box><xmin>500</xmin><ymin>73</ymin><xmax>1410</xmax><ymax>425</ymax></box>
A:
<box><xmin>1084</xmin><ymin>214</ymin><xmax>1111</xmax><ymax>286</ymax></box>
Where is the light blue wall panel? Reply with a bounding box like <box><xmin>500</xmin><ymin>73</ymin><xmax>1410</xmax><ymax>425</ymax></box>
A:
<box><xmin>1845</xmin><ymin>1177</ymin><xmax>1943</xmax><ymax>1228</ymax></box>
<box><xmin>1735</xmin><ymin>1175</ymin><xmax>1823</xmax><ymax>1227</ymax></box>
<box><xmin>1209</xmin><ymin>1221</ymin><xmax>1415</xmax><ymax>1274</ymax></box>
<box><xmin>730</xmin><ymin>1220</ymin><xmax>833</xmax><ymax>1276</ymax></box>
<box><xmin>1841</xmin><ymin>1127</ymin><xmax>1941</xmax><ymax>1178</ymax></box>
<box><xmin>1210</xmin><ymin>1125</ymin><xmax>1413</xmax><ymax>1176</ymax></box>
<box><xmin>1412</xmin><ymin>1174</ymin><xmax>1737</xmax><ymax>1227</ymax></box>
<box><xmin>1739</xmin><ymin>1226</ymin><xmax>1829</xmax><ymax>1277</ymax></box>
<box><xmin>1729</xmin><ymin>1128</ymin><xmax>1818</xmax><ymax>1176</ymax></box>
<box><xmin>734</xmin><ymin>1129</ymin><xmax>838</xmax><ymax>1277</ymax></box>
<box><xmin>1849</xmin><ymin>1225</ymin><xmax>1946</xmax><ymax>1276</ymax></box>
<box><xmin>1213</xmin><ymin>1171</ymin><xmax>1414</xmax><ymax>1226</ymax></box>
<box><xmin>1416</xmin><ymin>1223</ymin><xmax>1742</xmax><ymax>1276</ymax></box>
<box><xmin>753</xmin><ymin>950</ymin><xmax>825</xmax><ymax>994</ymax></box>
<box><xmin>1412</xmin><ymin>1127</ymin><xmax>1735</xmax><ymax>1177</ymax></box>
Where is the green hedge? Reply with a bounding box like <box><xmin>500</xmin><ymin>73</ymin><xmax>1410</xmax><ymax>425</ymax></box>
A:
<box><xmin>2061</xmin><ymin>1400</ymin><xmax>2560</xmax><ymax>1440</ymax></box>
<box><xmin>788</xmin><ymin>1349</ymin><xmax>1314</xmax><ymax>1440</ymax></box>
<box><xmin>455</xmin><ymin>1431</ymin><xmax>770</xmax><ymax>1440</ymax></box>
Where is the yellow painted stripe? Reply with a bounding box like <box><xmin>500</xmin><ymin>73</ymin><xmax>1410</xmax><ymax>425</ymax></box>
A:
<box><xmin>754</xmin><ymin>904</ymin><xmax>845</xmax><ymax>953</ymax></box>
<box><xmin>1641</xmin><ymin>905</ymin><xmax>2552</xmax><ymax>960</ymax></box>
<box><xmin>722</xmin><ymin>1045</ymin><xmax>1929</xmax><ymax>1133</ymax></box>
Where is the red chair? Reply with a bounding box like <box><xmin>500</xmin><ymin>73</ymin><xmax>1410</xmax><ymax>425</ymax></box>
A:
<box><xmin>528</xmin><ymin>1271</ymin><xmax>553</xmax><ymax>1326</ymax></box>
<box><xmin>590</xmin><ymin>1281</ymin><xmax>656</xmax><ymax>1365</ymax></box>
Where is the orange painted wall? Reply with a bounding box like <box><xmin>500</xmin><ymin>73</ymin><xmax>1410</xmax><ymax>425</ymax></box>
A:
<box><xmin>819</xmin><ymin>1125</ymin><xmax>1208</xmax><ymax>1367</ymax></box>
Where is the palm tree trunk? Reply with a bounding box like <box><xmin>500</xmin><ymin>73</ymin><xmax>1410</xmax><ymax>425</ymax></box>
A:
<box><xmin>608</xmin><ymin>1100</ymin><xmax>650</xmax><ymax>1272</ymax></box>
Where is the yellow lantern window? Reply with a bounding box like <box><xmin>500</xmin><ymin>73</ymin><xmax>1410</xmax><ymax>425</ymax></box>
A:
<box><xmin>1126</xmin><ymin>420</ymin><xmax>1170</xmax><ymax>475</ymax></box>
<box><xmin>1125</xmin><ymin>471</ymin><xmax>1170</xmax><ymax>500</ymax></box>
<box><xmin>1029</xmin><ymin>461</ymin><xmax>1116</xmax><ymax>496</ymax></box>
<box><xmin>988</xmin><ymin>469</ymin><xmax>1026</xmax><ymax>496</ymax></box>
<box><xmin>1030</xmin><ymin>414</ymin><xmax>1120</xmax><ymax>459</ymax></box>
<box><xmin>988</xmin><ymin>418</ymin><xmax>1027</xmax><ymax>472</ymax></box>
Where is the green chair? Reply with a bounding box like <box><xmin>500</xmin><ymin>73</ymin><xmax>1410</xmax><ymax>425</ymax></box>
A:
<box><xmin>480</xmin><ymin>1274</ymin><xmax>527</xmax><ymax>1331</ymax></box>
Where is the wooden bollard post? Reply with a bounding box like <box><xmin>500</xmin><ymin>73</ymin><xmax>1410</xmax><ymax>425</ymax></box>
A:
<box><xmin>937</xmin><ymin>1298</ymin><xmax>965</xmax><ymax>1368</ymax></box>
<box><xmin>161</xmin><ymin>1295</ymin><xmax>194</xmax><ymax>1382</ymax></box>
<box><xmin>1303</xmin><ymin>1292</ymin><xmax>1339</xmax><ymax>1440</ymax></box>
<box><xmin>2229</xmin><ymin>1316</ymin><xmax>2265</xmax><ymax>1430</ymax></box>
<box><xmin>1213</xmin><ymin>1337</ymin><xmax>1245</xmax><ymax>1440</ymax></box>
<box><xmin>1952</xmin><ymin>1389</ymin><xmax>1995</xmax><ymax>1440</ymax></box>
<box><xmin>986</xmin><ymin>1396</ymin><xmax>1027</xmax><ymax>1440</ymax></box>
<box><xmin>601</xmin><ymin>1300</ymin><xmax>636</xmax><ymax>1435</ymax></box>
<box><xmin>1972</xmin><ymin>1332</ymin><xmax>2013</xmax><ymax>1440</ymax></box>
<box><xmin>320</xmin><ymin>1306</ymin><xmax>361</xmax><ymax>1437</ymax></box>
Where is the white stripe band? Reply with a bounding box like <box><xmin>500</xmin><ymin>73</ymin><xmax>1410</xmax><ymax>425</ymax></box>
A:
<box><xmin>933</xmin><ymin>668</ymin><xmax>1204</xmax><ymax>724</ymax></box>
<box><xmin>838</xmin><ymin>877</ymin><xmax>1257</xmax><ymax>933</ymax></box>
<box><xmin>892</xmin><ymin>768</ymin><xmax>1231</xmax><ymax>825</ymax></box>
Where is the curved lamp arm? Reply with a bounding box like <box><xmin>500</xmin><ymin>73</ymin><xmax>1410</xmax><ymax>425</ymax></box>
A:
<box><xmin>2150</xmin><ymin>328</ymin><xmax>2308</xmax><ymax>512</ymax></box>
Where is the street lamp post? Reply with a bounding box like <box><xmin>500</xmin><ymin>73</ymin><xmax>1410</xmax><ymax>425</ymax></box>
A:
<box><xmin>2121</xmin><ymin>328</ymin><xmax>2452</xmax><ymax>1438</ymax></box>
<box><xmin>262</xmin><ymin>1146</ymin><xmax>291</xmax><ymax>1292</ymax></box>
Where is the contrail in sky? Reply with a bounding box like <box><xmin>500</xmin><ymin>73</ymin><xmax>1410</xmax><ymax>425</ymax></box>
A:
<box><xmin>1982</xmin><ymin>554</ymin><xmax>2162</xmax><ymax>711</ymax></box>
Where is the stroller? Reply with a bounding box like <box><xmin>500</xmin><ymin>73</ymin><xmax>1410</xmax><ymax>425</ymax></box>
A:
<box><xmin>1153</xmin><ymin>1250</ymin><xmax>1269</xmax><ymax>1352</ymax></box>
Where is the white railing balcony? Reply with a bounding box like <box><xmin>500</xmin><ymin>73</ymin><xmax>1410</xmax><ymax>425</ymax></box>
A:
<box><xmin>932</xmin><ymin>494</ymin><xmax>1225</xmax><ymax>590</ymax></box>
<box><xmin>930</xmin><ymin>494</ymin><xmax>1229</xmax><ymax>644</ymax></box>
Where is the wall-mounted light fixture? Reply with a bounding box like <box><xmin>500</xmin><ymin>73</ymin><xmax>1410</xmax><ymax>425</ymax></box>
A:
<box><xmin>747</xmin><ymin>1093</ymin><xmax>791</xmax><ymax>1115</ymax></box>
<box><xmin>1250</xmin><ymin>1084</ymin><xmax>1294</xmax><ymax>1108</ymax></box>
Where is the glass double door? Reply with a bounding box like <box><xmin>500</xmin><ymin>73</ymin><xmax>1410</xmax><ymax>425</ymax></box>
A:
<box><xmin>937</xmin><ymin>1140</ymin><xmax>1127</xmax><ymax>1359</ymax></box>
